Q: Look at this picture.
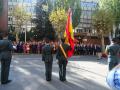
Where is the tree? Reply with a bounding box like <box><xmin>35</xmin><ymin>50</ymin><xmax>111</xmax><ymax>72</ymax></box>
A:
<box><xmin>49</xmin><ymin>8</ymin><xmax>67</xmax><ymax>39</ymax></box>
<box><xmin>8</xmin><ymin>25</ymin><xmax>16</xmax><ymax>41</ymax></box>
<box><xmin>45</xmin><ymin>19</ymin><xmax>56</xmax><ymax>40</ymax></box>
<box><xmin>11</xmin><ymin>5</ymin><xmax>31</xmax><ymax>42</ymax></box>
<box><xmin>33</xmin><ymin>0</ymin><xmax>56</xmax><ymax>40</ymax></box>
<box><xmin>92</xmin><ymin>9</ymin><xmax>113</xmax><ymax>51</ymax></box>
<box><xmin>53</xmin><ymin>0</ymin><xmax>81</xmax><ymax>29</ymax></box>
<box><xmin>99</xmin><ymin>0</ymin><xmax>120</xmax><ymax>37</ymax></box>
<box><xmin>34</xmin><ymin>0</ymin><xmax>81</xmax><ymax>40</ymax></box>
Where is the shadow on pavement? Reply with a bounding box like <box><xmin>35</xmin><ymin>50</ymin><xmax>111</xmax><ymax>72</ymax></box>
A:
<box><xmin>68</xmin><ymin>56</ymin><xmax>108</xmax><ymax>65</ymax></box>
<box><xmin>0</xmin><ymin>55</ymin><xmax>109</xmax><ymax>90</ymax></box>
<box><xmin>0</xmin><ymin>82</ymin><xmax>24</xmax><ymax>90</ymax></box>
<box><xmin>68</xmin><ymin>65</ymin><xmax>105</xmax><ymax>78</ymax></box>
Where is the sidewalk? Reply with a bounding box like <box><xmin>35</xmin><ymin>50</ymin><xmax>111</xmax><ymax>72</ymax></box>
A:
<box><xmin>0</xmin><ymin>55</ymin><xmax>110</xmax><ymax>90</ymax></box>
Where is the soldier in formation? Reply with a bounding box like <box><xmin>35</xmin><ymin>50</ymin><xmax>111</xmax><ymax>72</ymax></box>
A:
<box><xmin>0</xmin><ymin>32</ymin><xmax>13</xmax><ymax>84</ymax></box>
<box><xmin>42</xmin><ymin>38</ymin><xmax>53</xmax><ymax>81</ymax></box>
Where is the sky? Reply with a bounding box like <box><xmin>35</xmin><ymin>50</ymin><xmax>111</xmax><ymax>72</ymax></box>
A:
<box><xmin>81</xmin><ymin>0</ymin><xmax>99</xmax><ymax>2</ymax></box>
<box><xmin>17</xmin><ymin>0</ymin><xmax>37</xmax><ymax>3</ymax></box>
<box><xmin>81</xmin><ymin>1</ymin><xmax>98</xmax><ymax>8</ymax></box>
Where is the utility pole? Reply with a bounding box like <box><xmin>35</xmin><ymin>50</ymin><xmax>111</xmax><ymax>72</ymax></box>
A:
<box><xmin>25</xmin><ymin>21</ymin><xmax>27</xmax><ymax>43</ymax></box>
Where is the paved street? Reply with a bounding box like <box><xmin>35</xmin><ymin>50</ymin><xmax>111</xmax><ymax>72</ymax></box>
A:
<box><xmin>0</xmin><ymin>55</ymin><xmax>110</xmax><ymax>90</ymax></box>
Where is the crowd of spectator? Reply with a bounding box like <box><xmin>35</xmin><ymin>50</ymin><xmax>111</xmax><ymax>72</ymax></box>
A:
<box><xmin>12</xmin><ymin>41</ymin><xmax>102</xmax><ymax>57</ymax></box>
<box><xmin>12</xmin><ymin>41</ymin><xmax>58</xmax><ymax>54</ymax></box>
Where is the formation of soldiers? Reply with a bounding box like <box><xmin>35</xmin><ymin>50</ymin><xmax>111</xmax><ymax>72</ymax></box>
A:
<box><xmin>42</xmin><ymin>38</ymin><xmax>71</xmax><ymax>81</ymax></box>
<box><xmin>74</xmin><ymin>44</ymin><xmax>102</xmax><ymax>56</ymax></box>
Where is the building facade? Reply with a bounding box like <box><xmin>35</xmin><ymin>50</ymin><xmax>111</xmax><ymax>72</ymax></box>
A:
<box><xmin>8</xmin><ymin>0</ymin><xmax>37</xmax><ymax>32</ymax></box>
<box><xmin>75</xmin><ymin>0</ymin><xmax>98</xmax><ymax>36</ymax></box>
<box><xmin>74</xmin><ymin>0</ymin><xmax>107</xmax><ymax>44</ymax></box>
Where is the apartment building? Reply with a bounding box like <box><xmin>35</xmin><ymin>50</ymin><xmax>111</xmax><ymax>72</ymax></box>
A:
<box><xmin>8</xmin><ymin>0</ymin><xmax>36</xmax><ymax>32</ymax></box>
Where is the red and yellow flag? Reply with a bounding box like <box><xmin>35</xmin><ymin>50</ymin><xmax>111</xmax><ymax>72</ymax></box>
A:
<box><xmin>64</xmin><ymin>9</ymin><xmax>74</xmax><ymax>57</ymax></box>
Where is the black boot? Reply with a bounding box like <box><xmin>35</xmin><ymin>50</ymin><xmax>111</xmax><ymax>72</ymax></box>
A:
<box><xmin>1</xmin><ymin>80</ymin><xmax>12</xmax><ymax>85</ymax></box>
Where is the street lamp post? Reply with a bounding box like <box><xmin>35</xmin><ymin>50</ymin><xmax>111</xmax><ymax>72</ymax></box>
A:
<box><xmin>42</xmin><ymin>4</ymin><xmax>48</xmax><ymax>38</ymax></box>
<box><xmin>25</xmin><ymin>21</ymin><xmax>27</xmax><ymax>43</ymax></box>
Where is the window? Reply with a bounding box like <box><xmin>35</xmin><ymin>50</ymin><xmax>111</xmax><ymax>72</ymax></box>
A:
<box><xmin>8</xmin><ymin>17</ymin><xmax>11</xmax><ymax>21</ymax></box>
<box><xmin>8</xmin><ymin>17</ymin><xmax>13</xmax><ymax>21</ymax></box>
<box><xmin>23</xmin><ymin>28</ymin><xmax>25</xmax><ymax>31</ymax></box>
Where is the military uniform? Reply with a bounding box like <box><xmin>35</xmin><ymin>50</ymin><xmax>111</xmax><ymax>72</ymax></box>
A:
<box><xmin>56</xmin><ymin>43</ymin><xmax>71</xmax><ymax>81</ymax></box>
<box><xmin>0</xmin><ymin>39</ymin><xmax>13</xmax><ymax>84</ymax></box>
<box><xmin>106</xmin><ymin>43</ymin><xmax>120</xmax><ymax>71</ymax></box>
<box><xmin>42</xmin><ymin>44</ymin><xmax>53</xmax><ymax>81</ymax></box>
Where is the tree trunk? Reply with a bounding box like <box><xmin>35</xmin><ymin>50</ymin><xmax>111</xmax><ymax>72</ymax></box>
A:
<box><xmin>113</xmin><ymin>24</ymin><xmax>116</xmax><ymax>38</ymax></box>
<box><xmin>113</xmin><ymin>24</ymin><xmax>119</xmax><ymax>37</ymax></box>
<box><xmin>109</xmin><ymin>32</ymin><xmax>112</xmax><ymax>44</ymax></box>
<box><xmin>57</xmin><ymin>31</ymin><xmax>61</xmax><ymax>40</ymax></box>
<box><xmin>16</xmin><ymin>32</ymin><xmax>19</xmax><ymax>43</ymax></box>
<box><xmin>115</xmin><ymin>24</ymin><xmax>119</xmax><ymax>37</ymax></box>
<box><xmin>101</xmin><ymin>34</ymin><xmax>105</xmax><ymax>52</ymax></box>
<box><xmin>15</xmin><ymin>27</ymin><xmax>20</xmax><ymax>43</ymax></box>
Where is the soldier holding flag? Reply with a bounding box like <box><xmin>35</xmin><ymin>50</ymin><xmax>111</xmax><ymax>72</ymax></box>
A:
<box><xmin>56</xmin><ymin>38</ymin><xmax>71</xmax><ymax>81</ymax></box>
<box><xmin>56</xmin><ymin>8</ymin><xmax>74</xmax><ymax>81</ymax></box>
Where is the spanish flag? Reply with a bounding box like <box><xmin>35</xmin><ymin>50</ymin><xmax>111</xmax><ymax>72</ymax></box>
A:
<box><xmin>64</xmin><ymin>8</ymin><xmax>74</xmax><ymax>57</ymax></box>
